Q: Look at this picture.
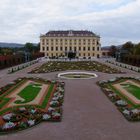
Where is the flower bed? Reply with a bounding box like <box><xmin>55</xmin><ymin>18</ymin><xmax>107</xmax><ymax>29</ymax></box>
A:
<box><xmin>0</xmin><ymin>77</ymin><xmax>65</xmax><ymax>134</ymax></box>
<box><xmin>98</xmin><ymin>77</ymin><xmax>140</xmax><ymax>121</ymax></box>
<box><xmin>29</xmin><ymin>61</ymin><xmax>122</xmax><ymax>74</ymax></box>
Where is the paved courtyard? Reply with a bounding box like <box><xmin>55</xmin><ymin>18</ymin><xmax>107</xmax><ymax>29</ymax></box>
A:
<box><xmin>0</xmin><ymin>59</ymin><xmax>140</xmax><ymax>140</ymax></box>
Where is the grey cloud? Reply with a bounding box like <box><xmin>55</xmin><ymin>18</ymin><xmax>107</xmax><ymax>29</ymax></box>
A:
<box><xmin>0</xmin><ymin>0</ymin><xmax>139</xmax><ymax>46</ymax></box>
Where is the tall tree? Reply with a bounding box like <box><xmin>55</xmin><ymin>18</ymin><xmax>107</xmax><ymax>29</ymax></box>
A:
<box><xmin>24</xmin><ymin>43</ymin><xmax>34</xmax><ymax>53</ymax></box>
<box><xmin>134</xmin><ymin>43</ymin><xmax>140</xmax><ymax>55</ymax></box>
<box><xmin>122</xmin><ymin>41</ymin><xmax>134</xmax><ymax>54</ymax></box>
<box><xmin>24</xmin><ymin>42</ymin><xmax>40</xmax><ymax>53</ymax></box>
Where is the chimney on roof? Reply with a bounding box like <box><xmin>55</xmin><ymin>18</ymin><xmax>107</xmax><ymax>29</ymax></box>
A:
<box><xmin>68</xmin><ymin>30</ymin><xmax>73</xmax><ymax>36</ymax></box>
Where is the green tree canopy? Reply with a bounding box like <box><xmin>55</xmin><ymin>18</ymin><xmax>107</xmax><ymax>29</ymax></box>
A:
<box><xmin>0</xmin><ymin>47</ymin><xmax>13</xmax><ymax>55</ymax></box>
<box><xmin>24</xmin><ymin>42</ymin><xmax>39</xmax><ymax>53</ymax></box>
<box><xmin>133</xmin><ymin>43</ymin><xmax>140</xmax><ymax>55</ymax></box>
<box><xmin>122</xmin><ymin>41</ymin><xmax>134</xmax><ymax>54</ymax></box>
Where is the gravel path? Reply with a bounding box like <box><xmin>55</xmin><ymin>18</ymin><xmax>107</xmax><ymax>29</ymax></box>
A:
<box><xmin>0</xmin><ymin>60</ymin><xmax>140</xmax><ymax>140</ymax></box>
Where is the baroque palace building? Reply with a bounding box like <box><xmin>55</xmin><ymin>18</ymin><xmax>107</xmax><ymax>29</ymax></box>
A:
<box><xmin>40</xmin><ymin>30</ymin><xmax>101</xmax><ymax>58</ymax></box>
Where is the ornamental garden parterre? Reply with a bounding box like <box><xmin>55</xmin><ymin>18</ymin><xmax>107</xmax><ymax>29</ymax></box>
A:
<box><xmin>98</xmin><ymin>77</ymin><xmax>140</xmax><ymax>121</ymax></box>
<box><xmin>0</xmin><ymin>77</ymin><xmax>65</xmax><ymax>133</ymax></box>
<box><xmin>30</xmin><ymin>61</ymin><xmax>122</xmax><ymax>74</ymax></box>
<box><xmin>0</xmin><ymin>60</ymin><xmax>139</xmax><ymax>135</ymax></box>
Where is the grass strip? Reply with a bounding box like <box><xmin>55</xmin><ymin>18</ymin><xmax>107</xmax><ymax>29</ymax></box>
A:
<box><xmin>123</xmin><ymin>84</ymin><xmax>140</xmax><ymax>100</ymax></box>
<box><xmin>41</xmin><ymin>84</ymin><xmax>54</xmax><ymax>109</ymax></box>
<box><xmin>0</xmin><ymin>79</ymin><xmax>26</xmax><ymax>98</ymax></box>
<box><xmin>109</xmin><ymin>83</ymin><xmax>140</xmax><ymax>108</ymax></box>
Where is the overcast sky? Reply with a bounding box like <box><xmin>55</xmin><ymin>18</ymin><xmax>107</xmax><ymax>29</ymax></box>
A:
<box><xmin>0</xmin><ymin>0</ymin><xmax>140</xmax><ymax>46</ymax></box>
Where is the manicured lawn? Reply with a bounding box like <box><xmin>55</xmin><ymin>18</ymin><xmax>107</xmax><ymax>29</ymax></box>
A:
<box><xmin>99</xmin><ymin>78</ymin><xmax>140</xmax><ymax>121</ymax></box>
<box><xmin>108</xmin><ymin>83</ymin><xmax>139</xmax><ymax>108</ymax></box>
<box><xmin>0</xmin><ymin>79</ymin><xmax>26</xmax><ymax>98</ymax></box>
<box><xmin>0</xmin><ymin>98</ymin><xmax>11</xmax><ymax>109</ymax></box>
<box><xmin>41</xmin><ymin>84</ymin><xmax>54</xmax><ymax>108</ymax></box>
<box><xmin>122</xmin><ymin>83</ymin><xmax>140</xmax><ymax>99</ymax></box>
<box><xmin>14</xmin><ymin>84</ymin><xmax>41</xmax><ymax>104</ymax></box>
<box><xmin>108</xmin><ymin>81</ymin><xmax>140</xmax><ymax>108</ymax></box>
<box><xmin>0</xmin><ymin>77</ymin><xmax>64</xmax><ymax>133</ymax></box>
<box><xmin>0</xmin><ymin>83</ymin><xmax>54</xmax><ymax>114</ymax></box>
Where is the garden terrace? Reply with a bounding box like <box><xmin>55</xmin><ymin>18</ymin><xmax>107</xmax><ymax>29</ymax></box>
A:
<box><xmin>98</xmin><ymin>77</ymin><xmax>140</xmax><ymax>121</ymax></box>
<box><xmin>0</xmin><ymin>77</ymin><xmax>65</xmax><ymax>134</ymax></box>
<box><xmin>30</xmin><ymin>61</ymin><xmax>122</xmax><ymax>74</ymax></box>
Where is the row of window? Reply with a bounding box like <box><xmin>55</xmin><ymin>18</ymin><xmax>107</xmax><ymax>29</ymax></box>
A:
<box><xmin>46</xmin><ymin>34</ymin><xmax>93</xmax><ymax>37</ymax></box>
<box><xmin>42</xmin><ymin>39</ymin><xmax>99</xmax><ymax>45</ymax></box>
<box><xmin>42</xmin><ymin>46</ymin><xmax>100</xmax><ymax>51</ymax></box>
<box><xmin>44</xmin><ymin>42</ymin><xmax>95</xmax><ymax>46</ymax></box>
<box><xmin>42</xmin><ymin>39</ymin><xmax>97</xmax><ymax>43</ymax></box>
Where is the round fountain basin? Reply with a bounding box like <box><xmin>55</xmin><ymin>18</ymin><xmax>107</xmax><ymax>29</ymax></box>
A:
<box><xmin>58</xmin><ymin>72</ymin><xmax>98</xmax><ymax>79</ymax></box>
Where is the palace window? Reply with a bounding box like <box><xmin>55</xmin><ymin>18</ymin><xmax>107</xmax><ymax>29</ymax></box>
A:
<box><xmin>42</xmin><ymin>39</ymin><xmax>45</xmax><ymax>45</ymax></box>
<box><xmin>46</xmin><ymin>39</ymin><xmax>49</xmax><ymax>45</ymax></box>
<box><xmin>56</xmin><ymin>47</ymin><xmax>58</xmax><ymax>51</ymax></box>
